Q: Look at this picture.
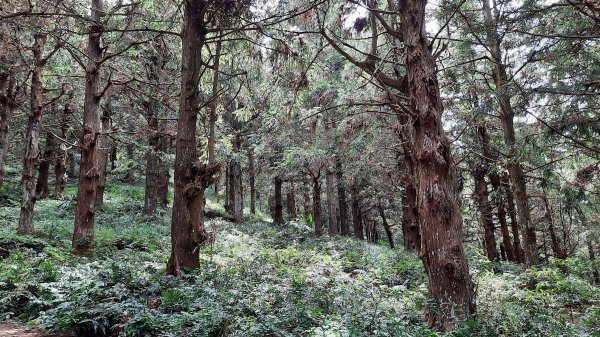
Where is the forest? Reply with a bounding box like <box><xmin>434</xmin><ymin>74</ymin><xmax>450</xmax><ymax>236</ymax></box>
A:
<box><xmin>0</xmin><ymin>0</ymin><xmax>599</xmax><ymax>336</ymax></box>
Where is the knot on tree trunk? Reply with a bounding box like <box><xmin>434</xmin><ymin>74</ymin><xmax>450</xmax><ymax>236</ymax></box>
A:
<box><xmin>184</xmin><ymin>161</ymin><xmax>222</xmax><ymax>198</ymax></box>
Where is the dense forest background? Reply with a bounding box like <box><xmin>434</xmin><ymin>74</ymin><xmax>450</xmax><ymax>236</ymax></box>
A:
<box><xmin>0</xmin><ymin>0</ymin><xmax>599</xmax><ymax>336</ymax></box>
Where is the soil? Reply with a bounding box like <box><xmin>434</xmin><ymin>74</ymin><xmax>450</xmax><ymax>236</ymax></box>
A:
<box><xmin>0</xmin><ymin>323</ymin><xmax>72</xmax><ymax>337</ymax></box>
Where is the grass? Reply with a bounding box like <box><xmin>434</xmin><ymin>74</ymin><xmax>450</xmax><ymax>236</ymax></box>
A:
<box><xmin>0</xmin><ymin>177</ymin><xmax>599</xmax><ymax>336</ymax></box>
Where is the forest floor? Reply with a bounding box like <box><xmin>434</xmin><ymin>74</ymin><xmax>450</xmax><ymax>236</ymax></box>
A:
<box><xmin>0</xmin><ymin>170</ymin><xmax>599</xmax><ymax>336</ymax></box>
<box><xmin>0</xmin><ymin>322</ymin><xmax>71</xmax><ymax>336</ymax></box>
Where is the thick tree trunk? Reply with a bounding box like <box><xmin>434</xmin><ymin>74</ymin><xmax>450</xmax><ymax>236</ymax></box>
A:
<box><xmin>286</xmin><ymin>180</ymin><xmax>297</xmax><ymax>220</ymax></box>
<box><xmin>335</xmin><ymin>158</ymin><xmax>349</xmax><ymax>236</ymax></box>
<box><xmin>0</xmin><ymin>69</ymin><xmax>16</xmax><ymax>190</ymax></box>
<box><xmin>350</xmin><ymin>181</ymin><xmax>363</xmax><ymax>240</ymax></box>
<box><xmin>326</xmin><ymin>166</ymin><xmax>338</xmax><ymax>235</ymax></box>
<box><xmin>35</xmin><ymin>131</ymin><xmax>54</xmax><ymax>199</ymax></box>
<box><xmin>482</xmin><ymin>0</ymin><xmax>538</xmax><ymax>265</ymax></box>
<box><xmin>72</xmin><ymin>0</ymin><xmax>104</xmax><ymax>254</ymax></box>
<box><xmin>166</xmin><ymin>0</ymin><xmax>220</xmax><ymax>275</ymax></box>
<box><xmin>378</xmin><ymin>200</ymin><xmax>394</xmax><ymax>249</ymax></box>
<box><xmin>18</xmin><ymin>32</ymin><xmax>49</xmax><ymax>235</ymax></box>
<box><xmin>399</xmin><ymin>0</ymin><xmax>475</xmax><ymax>328</ymax></box>
<box><xmin>272</xmin><ymin>176</ymin><xmax>284</xmax><ymax>224</ymax></box>
<box><xmin>472</xmin><ymin>166</ymin><xmax>499</xmax><ymax>261</ymax></box>
<box><xmin>95</xmin><ymin>95</ymin><xmax>111</xmax><ymax>206</ymax></box>
<box><xmin>311</xmin><ymin>172</ymin><xmax>323</xmax><ymax>237</ymax></box>
<box><xmin>248</xmin><ymin>149</ymin><xmax>256</xmax><ymax>214</ymax></box>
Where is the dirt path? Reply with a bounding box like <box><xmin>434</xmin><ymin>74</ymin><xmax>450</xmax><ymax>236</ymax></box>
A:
<box><xmin>0</xmin><ymin>323</ymin><xmax>72</xmax><ymax>337</ymax></box>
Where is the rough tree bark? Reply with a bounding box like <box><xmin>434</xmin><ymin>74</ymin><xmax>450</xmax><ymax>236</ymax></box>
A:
<box><xmin>481</xmin><ymin>0</ymin><xmax>538</xmax><ymax>265</ymax></box>
<box><xmin>18</xmin><ymin>32</ymin><xmax>51</xmax><ymax>235</ymax></box>
<box><xmin>399</xmin><ymin>0</ymin><xmax>475</xmax><ymax>328</ymax></box>
<box><xmin>72</xmin><ymin>0</ymin><xmax>105</xmax><ymax>254</ymax></box>
<box><xmin>167</xmin><ymin>0</ymin><xmax>222</xmax><ymax>275</ymax></box>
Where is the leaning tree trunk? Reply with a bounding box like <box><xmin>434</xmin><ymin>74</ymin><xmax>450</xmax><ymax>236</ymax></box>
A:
<box><xmin>166</xmin><ymin>0</ymin><xmax>221</xmax><ymax>275</ymax></box>
<box><xmin>399</xmin><ymin>0</ymin><xmax>475</xmax><ymax>329</ymax></box>
<box><xmin>95</xmin><ymin>94</ymin><xmax>111</xmax><ymax>206</ymax></box>
<box><xmin>335</xmin><ymin>158</ymin><xmax>349</xmax><ymax>236</ymax></box>
<box><xmin>35</xmin><ymin>131</ymin><xmax>54</xmax><ymax>199</ymax></box>
<box><xmin>378</xmin><ymin>200</ymin><xmax>394</xmax><ymax>249</ymax></box>
<box><xmin>0</xmin><ymin>69</ymin><xmax>17</xmax><ymax>190</ymax></box>
<box><xmin>472</xmin><ymin>166</ymin><xmax>500</xmax><ymax>261</ymax></box>
<box><xmin>72</xmin><ymin>0</ymin><xmax>104</xmax><ymax>254</ymax></box>
<box><xmin>481</xmin><ymin>0</ymin><xmax>538</xmax><ymax>265</ymax></box>
<box><xmin>18</xmin><ymin>32</ymin><xmax>49</xmax><ymax>235</ymax></box>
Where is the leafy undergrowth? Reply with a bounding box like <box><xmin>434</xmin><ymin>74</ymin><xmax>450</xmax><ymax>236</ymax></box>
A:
<box><xmin>0</xmin><ymin>180</ymin><xmax>598</xmax><ymax>337</ymax></box>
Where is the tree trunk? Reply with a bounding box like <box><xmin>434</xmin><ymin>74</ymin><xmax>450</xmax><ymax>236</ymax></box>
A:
<box><xmin>286</xmin><ymin>180</ymin><xmax>297</xmax><ymax>220</ymax></box>
<box><xmin>481</xmin><ymin>0</ymin><xmax>538</xmax><ymax>265</ymax></box>
<box><xmin>588</xmin><ymin>240</ymin><xmax>599</xmax><ymax>284</ymax></box>
<box><xmin>326</xmin><ymin>166</ymin><xmax>338</xmax><ymax>235</ymax></box>
<box><xmin>95</xmin><ymin>94</ymin><xmax>111</xmax><ymax>206</ymax></box>
<box><xmin>350</xmin><ymin>181</ymin><xmax>363</xmax><ymax>240</ymax></box>
<box><xmin>207</xmin><ymin>38</ymin><xmax>221</xmax><ymax>163</ymax></box>
<box><xmin>543</xmin><ymin>192</ymin><xmax>565</xmax><ymax>259</ymax></box>
<box><xmin>54</xmin><ymin>89</ymin><xmax>74</xmax><ymax>198</ymax></box>
<box><xmin>399</xmin><ymin>0</ymin><xmax>475</xmax><ymax>328</ymax></box>
<box><xmin>18</xmin><ymin>32</ymin><xmax>49</xmax><ymax>235</ymax></box>
<box><xmin>272</xmin><ymin>176</ymin><xmax>284</xmax><ymax>224</ymax></box>
<box><xmin>311</xmin><ymin>172</ymin><xmax>323</xmax><ymax>237</ymax></box>
<box><xmin>232</xmin><ymin>146</ymin><xmax>243</xmax><ymax>223</ymax></box>
<box><xmin>0</xmin><ymin>69</ymin><xmax>16</xmax><ymax>190</ymax></box>
<box><xmin>144</xmin><ymin>114</ymin><xmax>160</xmax><ymax>214</ymax></box>
<box><xmin>335</xmin><ymin>158</ymin><xmax>349</xmax><ymax>236</ymax></box>
<box><xmin>302</xmin><ymin>174</ymin><xmax>311</xmax><ymax>218</ymax></box>
<box><xmin>397</xmin><ymin>150</ymin><xmax>420</xmax><ymax>251</ymax></box>
<box><xmin>378</xmin><ymin>200</ymin><xmax>394</xmax><ymax>249</ymax></box>
<box><xmin>504</xmin><ymin>175</ymin><xmax>525</xmax><ymax>263</ymax></box>
<box><xmin>472</xmin><ymin>166</ymin><xmax>499</xmax><ymax>261</ymax></box>
<box><xmin>248</xmin><ymin>149</ymin><xmax>256</xmax><ymax>214</ymax></box>
<box><xmin>35</xmin><ymin>131</ymin><xmax>54</xmax><ymax>199</ymax></box>
<box><xmin>72</xmin><ymin>0</ymin><xmax>104</xmax><ymax>254</ymax></box>
<box><xmin>166</xmin><ymin>0</ymin><xmax>220</xmax><ymax>276</ymax></box>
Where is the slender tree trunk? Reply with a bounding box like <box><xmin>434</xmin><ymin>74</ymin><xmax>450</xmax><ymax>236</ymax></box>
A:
<box><xmin>167</xmin><ymin>0</ymin><xmax>221</xmax><ymax>275</ymax></box>
<box><xmin>326</xmin><ymin>166</ymin><xmax>338</xmax><ymax>235</ymax></box>
<box><xmin>18</xmin><ymin>32</ymin><xmax>49</xmax><ymax>235</ymax></box>
<box><xmin>248</xmin><ymin>149</ymin><xmax>256</xmax><ymax>214</ymax></box>
<box><xmin>144</xmin><ymin>114</ymin><xmax>160</xmax><ymax>214</ymax></box>
<box><xmin>286</xmin><ymin>180</ymin><xmax>297</xmax><ymax>220</ymax></box>
<box><xmin>399</xmin><ymin>0</ymin><xmax>475</xmax><ymax>328</ymax></box>
<box><xmin>272</xmin><ymin>176</ymin><xmax>284</xmax><ymax>224</ymax></box>
<box><xmin>504</xmin><ymin>175</ymin><xmax>525</xmax><ymax>263</ymax></box>
<box><xmin>0</xmin><ymin>69</ymin><xmax>16</xmax><ymax>190</ymax></box>
<box><xmin>72</xmin><ymin>0</ymin><xmax>104</xmax><ymax>254</ymax></box>
<box><xmin>95</xmin><ymin>94</ymin><xmax>111</xmax><ymax>206</ymax></box>
<box><xmin>335</xmin><ymin>158</ymin><xmax>349</xmax><ymax>236</ymax></box>
<box><xmin>109</xmin><ymin>145</ymin><xmax>117</xmax><ymax>171</ymax></box>
<box><xmin>232</xmin><ymin>143</ymin><xmax>243</xmax><ymax>223</ymax></box>
<box><xmin>472</xmin><ymin>166</ymin><xmax>499</xmax><ymax>261</ymax></box>
<box><xmin>311</xmin><ymin>172</ymin><xmax>323</xmax><ymax>237</ymax></box>
<box><xmin>302</xmin><ymin>174</ymin><xmax>311</xmax><ymax>218</ymax></box>
<box><xmin>543</xmin><ymin>192</ymin><xmax>565</xmax><ymax>259</ymax></box>
<box><xmin>54</xmin><ymin>90</ymin><xmax>74</xmax><ymax>198</ymax></box>
<box><xmin>35</xmin><ymin>131</ymin><xmax>54</xmax><ymax>199</ymax></box>
<box><xmin>207</xmin><ymin>38</ymin><xmax>221</xmax><ymax>163</ymax></box>
<box><xmin>397</xmin><ymin>151</ymin><xmax>420</xmax><ymax>251</ymax></box>
<box><xmin>350</xmin><ymin>181</ymin><xmax>363</xmax><ymax>240</ymax></box>
<box><xmin>481</xmin><ymin>0</ymin><xmax>538</xmax><ymax>265</ymax></box>
<box><xmin>378</xmin><ymin>200</ymin><xmax>394</xmax><ymax>249</ymax></box>
<box><xmin>588</xmin><ymin>240</ymin><xmax>599</xmax><ymax>284</ymax></box>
